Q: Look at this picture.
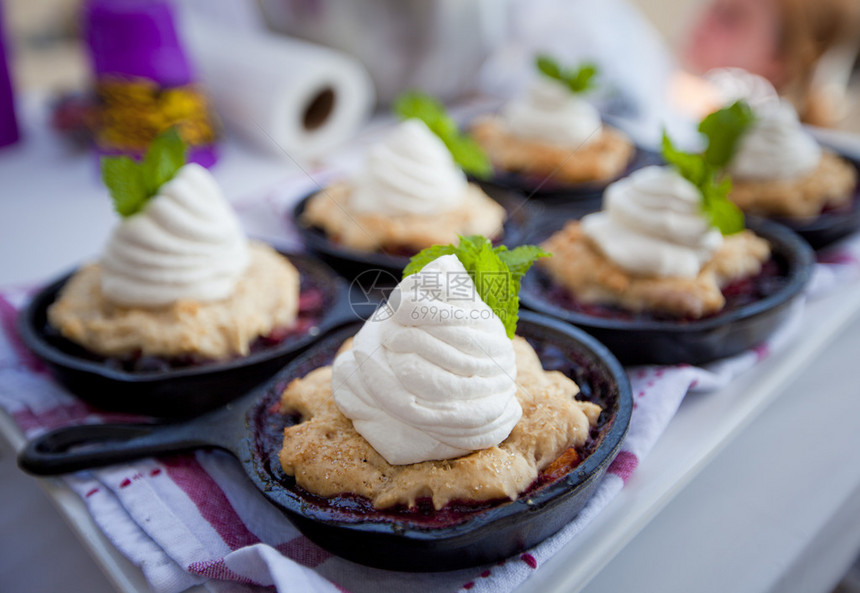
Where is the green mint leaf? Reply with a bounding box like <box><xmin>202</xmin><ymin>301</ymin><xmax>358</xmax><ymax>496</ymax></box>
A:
<box><xmin>566</xmin><ymin>62</ymin><xmax>598</xmax><ymax>94</ymax></box>
<box><xmin>444</xmin><ymin>135</ymin><xmax>493</xmax><ymax>179</ymax></box>
<box><xmin>101</xmin><ymin>156</ymin><xmax>148</xmax><ymax>217</ymax></box>
<box><xmin>392</xmin><ymin>91</ymin><xmax>491</xmax><ymax>178</ymax></box>
<box><xmin>392</xmin><ymin>91</ymin><xmax>444</xmax><ymax>120</ymax></box>
<box><xmin>661</xmin><ymin>130</ymin><xmax>745</xmax><ymax>235</ymax></box>
<box><xmin>100</xmin><ymin>127</ymin><xmax>188</xmax><ymax>218</ymax></box>
<box><xmin>535</xmin><ymin>55</ymin><xmax>599</xmax><ymax>95</ymax></box>
<box><xmin>440</xmin><ymin>235</ymin><xmax>488</xmax><ymax>283</ymax></box>
<box><xmin>392</xmin><ymin>92</ymin><xmax>458</xmax><ymax>139</ymax></box>
<box><xmin>699</xmin><ymin>100</ymin><xmax>756</xmax><ymax>168</ymax></box>
<box><xmin>402</xmin><ymin>244</ymin><xmax>458</xmax><ymax>277</ymax></box>
<box><xmin>142</xmin><ymin>127</ymin><xmax>186</xmax><ymax>196</ymax></box>
<box><xmin>702</xmin><ymin>175</ymin><xmax>744</xmax><ymax>234</ymax></box>
<box><xmin>405</xmin><ymin>236</ymin><xmax>550</xmax><ymax>339</ymax></box>
<box><xmin>498</xmin><ymin>245</ymin><xmax>552</xmax><ymax>280</ymax></box>
<box><xmin>442</xmin><ymin>236</ymin><xmax>517</xmax><ymax>337</ymax></box>
<box><xmin>536</xmin><ymin>54</ymin><xmax>563</xmax><ymax>80</ymax></box>
<box><xmin>496</xmin><ymin>245</ymin><xmax>551</xmax><ymax>334</ymax></box>
<box><xmin>472</xmin><ymin>242</ymin><xmax>515</xmax><ymax>338</ymax></box>
<box><xmin>661</xmin><ymin>131</ymin><xmax>707</xmax><ymax>187</ymax></box>
<box><xmin>393</xmin><ymin>92</ymin><xmax>446</xmax><ymax>129</ymax></box>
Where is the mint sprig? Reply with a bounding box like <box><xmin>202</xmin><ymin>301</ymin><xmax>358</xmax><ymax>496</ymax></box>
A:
<box><xmin>661</xmin><ymin>132</ymin><xmax>744</xmax><ymax>235</ymax></box>
<box><xmin>536</xmin><ymin>54</ymin><xmax>599</xmax><ymax>95</ymax></box>
<box><xmin>698</xmin><ymin>100</ymin><xmax>756</xmax><ymax>168</ymax></box>
<box><xmin>101</xmin><ymin>128</ymin><xmax>187</xmax><ymax>217</ymax></box>
<box><xmin>404</xmin><ymin>236</ymin><xmax>550</xmax><ymax>339</ymax></box>
<box><xmin>392</xmin><ymin>92</ymin><xmax>492</xmax><ymax>179</ymax></box>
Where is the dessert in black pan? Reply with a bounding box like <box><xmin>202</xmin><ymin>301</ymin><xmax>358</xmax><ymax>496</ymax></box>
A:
<box><xmin>521</xmin><ymin>134</ymin><xmax>813</xmax><ymax>365</ymax></box>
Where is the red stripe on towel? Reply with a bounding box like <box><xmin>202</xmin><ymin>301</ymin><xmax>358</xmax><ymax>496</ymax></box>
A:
<box><xmin>607</xmin><ymin>451</ymin><xmax>639</xmax><ymax>484</ymax></box>
<box><xmin>161</xmin><ymin>455</ymin><xmax>260</xmax><ymax>551</ymax></box>
<box><xmin>186</xmin><ymin>558</ymin><xmax>257</xmax><ymax>584</ymax></box>
<box><xmin>817</xmin><ymin>250</ymin><xmax>857</xmax><ymax>265</ymax></box>
<box><xmin>753</xmin><ymin>343</ymin><xmax>770</xmax><ymax>362</ymax></box>
<box><xmin>275</xmin><ymin>537</ymin><xmax>332</xmax><ymax>568</ymax></box>
<box><xmin>12</xmin><ymin>400</ymin><xmax>93</xmax><ymax>432</ymax></box>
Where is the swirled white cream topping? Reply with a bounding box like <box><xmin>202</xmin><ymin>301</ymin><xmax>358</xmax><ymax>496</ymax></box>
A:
<box><xmin>582</xmin><ymin>166</ymin><xmax>723</xmax><ymax>278</ymax></box>
<box><xmin>704</xmin><ymin>67</ymin><xmax>781</xmax><ymax>111</ymax></box>
<box><xmin>332</xmin><ymin>254</ymin><xmax>522</xmax><ymax>465</ymax></box>
<box><xmin>100</xmin><ymin>163</ymin><xmax>250</xmax><ymax>307</ymax></box>
<box><xmin>728</xmin><ymin>100</ymin><xmax>821</xmax><ymax>181</ymax></box>
<box><xmin>348</xmin><ymin>119</ymin><xmax>468</xmax><ymax>216</ymax></box>
<box><xmin>502</xmin><ymin>77</ymin><xmax>603</xmax><ymax>147</ymax></box>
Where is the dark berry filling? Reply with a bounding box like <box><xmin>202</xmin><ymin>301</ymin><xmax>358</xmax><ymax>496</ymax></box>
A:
<box><xmin>536</xmin><ymin>258</ymin><xmax>788</xmax><ymax>323</ymax></box>
<box><xmin>379</xmin><ymin>244</ymin><xmax>421</xmax><ymax>258</ymax></box>
<box><xmin>819</xmin><ymin>200</ymin><xmax>854</xmax><ymax>216</ymax></box>
<box><xmin>503</xmin><ymin>170</ymin><xmax>573</xmax><ymax>190</ymax></box>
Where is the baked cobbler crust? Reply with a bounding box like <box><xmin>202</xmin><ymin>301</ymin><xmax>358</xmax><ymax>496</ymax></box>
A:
<box><xmin>469</xmin><ymin>116</ymin><xmax>635</xmax><ymax>184</ymax></box>
<box><xmin>729</xmin><ymin>151</ymin><xmax>857</xmax><ymax>220</ymax></box>
<box><xmin>540</xmin><ymin>222</ymin><xmax>771</xmax><ymax>319</ymax></box>
<box><xmin>48</xmin><ymin>242</ymin><xmax>300</xmax><ymax>360</ymax></box>
<box><xmin>301</xmin><ymin>182</ymin><xmax>507</xmax><ymax>253</ymax></box>
<box><xmin>278</xmin><ymin>337</ymin><xmax>601</xmax><ymax>510</ymax></box>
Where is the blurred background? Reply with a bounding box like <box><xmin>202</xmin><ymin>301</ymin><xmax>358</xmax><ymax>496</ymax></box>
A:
<box><xmin>2</xmin><ymin>0</ymin><xmax>858</xmax><ymax>160</ymax></box>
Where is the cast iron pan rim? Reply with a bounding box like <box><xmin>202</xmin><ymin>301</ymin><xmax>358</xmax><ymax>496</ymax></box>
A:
<box><xmin>521</xmin><ymin>218</ymin><xmax>814</xmax><ymax>333</ymax></box>
<box><xmin>263</xmin><ymin>311</ymin><xmax>632</xmax><ymax>541</ymax></box>
<box><xmin>16</xmin><ymin>252</ymin><xmax>351</xmax><ymax>383</ymax></box>
<box><xmin>292</xmin><ymin>185</ymin><xmax>533</xmax><ymax>271</ymax></box>
<box><xmin>480</xmin><ymin>144</ymin><xmax>657</xmax><ymax>198</ymax></box>
<box><xmin>783</xmin><ymin>210</ymin><xmax>855</xmax><ymax>234</ymax></box>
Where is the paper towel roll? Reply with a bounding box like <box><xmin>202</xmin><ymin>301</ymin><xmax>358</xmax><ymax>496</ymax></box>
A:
<box><xmin>184</xmin><ymin>19</ymin><xmax>375</xmax><ymax>161</ymax></box>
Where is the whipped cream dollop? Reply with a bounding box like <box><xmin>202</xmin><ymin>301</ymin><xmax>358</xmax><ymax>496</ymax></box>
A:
<box><xmin>332</xmin><ymin>254</ymin><xmax>522</xmax><ymax>465</ymax></box>
<box><xmin>101</xmin><ymin>163</ymin><xmax>250</xmax><ymax>307</ymax></box>
<box><xmin>348</xmin><ymin>119</ymin><xmax>468</xmax><ymax>216</ymax></box>
<box><xmin>502</xmin><ymin>77</ymin><xmax>602</xmax><ymax>147</ymax></box>
<box><xmin>582</xmin><ymin>166</ymin><xmax>723</xmax><ymax>278</ymax></box>
<box><xmin>704</xmin><ymin>67</ymin><xmax>781</xmax><ymax>111</ymax></box>
<box><xmin>728</xmin><ymin>100</ymin><xmax>821</xmax><ymax>181</ymax></box>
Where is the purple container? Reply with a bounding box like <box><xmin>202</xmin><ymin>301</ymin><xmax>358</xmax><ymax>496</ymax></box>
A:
<box><xmin>82</xmin><ymin>0</ymin><xmax>218</xmax><ymax>167</ymax></box>
<box><xmin>84</xmin><ymin>0</ymin><xmax>194</xmax><ymax>85</ymax></box>
<box><xmin>0</xmin><ymin>0</ymin><xmax>20</xmax><ymax>149</ymax></box>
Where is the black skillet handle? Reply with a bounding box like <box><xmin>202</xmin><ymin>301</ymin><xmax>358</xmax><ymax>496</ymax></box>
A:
<box><xmin>17</xmin><ymin>381</ymin><xmax>258</xmax><ymax>477</ymax></box>
<box><xmin>17</xmin><ymin>421</ymin><xmax>224</xmax><ymax>476</ymax></box>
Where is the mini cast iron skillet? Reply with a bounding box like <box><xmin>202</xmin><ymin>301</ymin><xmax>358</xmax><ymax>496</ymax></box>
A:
<box><xmin>17</xmin><ymin>254</ymin><xmax>363</xmax><ymax>418</ymax></box>
<box><xmin>293</xmin><ymin>186</ymin><xmax>537</xmax><ymax>283</ymax></box>
<box><xmin>520</xmin><ymin>215</ymin><xmax>814</xmax><ymax>366</ymax></box>
<box><xmin>18</xmin><ymin>312</ymin><xmax>632</xmax><ymax>572</ymax></box>
<box><xmin>768</xmin><ymin>155</ymin><xmax>860</xmax><ymax>250</ymax></box>
<box><xmin>477</xmin><ymin>146</ymin><xmax>660</xmax><ymax>204</ymax></box>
